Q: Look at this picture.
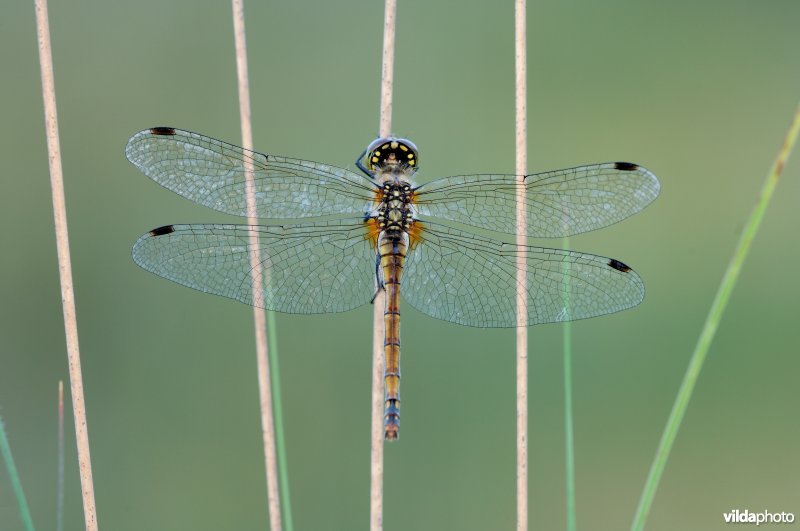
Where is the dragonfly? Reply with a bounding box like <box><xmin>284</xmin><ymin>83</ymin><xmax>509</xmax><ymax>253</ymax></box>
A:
<box><xmin>127</xmin><ymin>127</ymin><xmax>660</xmax><ymax>440</ymax></box>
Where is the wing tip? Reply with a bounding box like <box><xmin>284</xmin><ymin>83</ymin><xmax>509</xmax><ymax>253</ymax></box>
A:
<box><xmin>125</xmin><ymin>127</ymin><xmax>178</xmax><ymax>164</ymax></box>
<box><xmin>613</xmin><ymin>161</ymin><xmax>661</xmax><ymax>198</ymax></box>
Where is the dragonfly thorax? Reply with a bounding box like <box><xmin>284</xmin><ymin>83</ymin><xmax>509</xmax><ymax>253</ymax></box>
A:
<box><xmin>374</xmin><ymin>180</ymin><xmax>415</xmax><ymax>233</ymax></box>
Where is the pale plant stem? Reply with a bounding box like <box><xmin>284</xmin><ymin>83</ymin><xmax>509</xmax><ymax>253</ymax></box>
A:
<box><xmin>34</xmin><ymin>0</ymin><xmax>98</xmax><ymax>528</ymax></box>
<box><xmin>378</xmin><ymin>0</ymin><xmax>396</xmax><ymax>138</ymax></box>
<box><xmin>0</xmin><ymin>417</ymin><xmax>35</xmax><ymax>531</ymax></box>
<box><xmin>231</xmin><ymin>1</ymin><xmax>284</xmax><ymax>529</ymax></box>
<box><xmin>58</xmin><ymin>381</ymin><xmax>65</xmax><ymax>531</ymax></box>
<box><xmin>630</xmin><ymin>103</ymin><xmax>800</xmax><ymax>530</ymax></box>
<box><xmin>514</xmin><ymin>0</ymin><xmax>528</xmax><ymax>529</ymax></box>
<box><xmin>369</xmin><ymin>296</ymin><xmax>385</xmax><ymax>531</ymax></box>
<box><xmin>371</xmin><ymin>1</ymin><xmax>397</xmax><ymax>530</ymax></box>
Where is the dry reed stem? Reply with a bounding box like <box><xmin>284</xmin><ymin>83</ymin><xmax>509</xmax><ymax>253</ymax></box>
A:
<box><xmin>514</xmin><ymin>0</ymin><xmax>528</xmax><ymax>529</ymax></box>
<box><xmin>58</xmin><ymin>381</ymin><xmax>65</xmax><ymax>531</ymax></box>
<box><xmin>371</xmin><ymin>1</ymin><xmax>397</xmax><ymax>529</ymax></box>
<box><xmin>231</xmin><ymin>1</ymin><xmax>283</xmax><ymax>529</ymax></box>
<box><xmin>34</xmin><ymin>0</ymin><xmax>98</xmax><ymax>528</ymax></box>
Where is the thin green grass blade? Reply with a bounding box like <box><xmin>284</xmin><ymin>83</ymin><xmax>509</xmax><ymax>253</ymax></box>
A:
<box><xmin>266</xmin><ymin>310</ymin><xmax>293</xmax><ymax>531</ymax></box>
<box><xmin>0</xmin><ymin>417</ymin><xmax>36</xmax><ymax>531</ymax></box>
<box><xmin>562</xmin><ymin>235</ymin><xmax>576</xmax><ymax>531</ymax></box>
<box><xmin>631</xmin><ymin>104</ymin><xmax>800</xmax><ymax>531</ymax></box>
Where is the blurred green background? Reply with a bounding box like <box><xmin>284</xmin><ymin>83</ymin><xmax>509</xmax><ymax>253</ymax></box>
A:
<box><xmin>1</xmin><ymin>0</ymin><xmax>799</xmax><ymax>530</ymax></box>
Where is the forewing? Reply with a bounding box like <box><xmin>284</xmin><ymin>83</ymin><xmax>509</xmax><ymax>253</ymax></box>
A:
<box><xmin>126</xmin><ymin>128</ymin><xmax>376</xmax><ymax>219</ymax></box>
<box><xmin>132</xmin><ymin>220</ymin><xmax>376</xmax><ymax>313</ymax></box>
<box><xmin>402</xmin><ymin>223</ymin><xmax>645</xmax><ymax>327</ymax></box>
<box><xmin>414</xmin><ymin>163</ymin><xmax>659</xmax><ymax>237</ymax></box>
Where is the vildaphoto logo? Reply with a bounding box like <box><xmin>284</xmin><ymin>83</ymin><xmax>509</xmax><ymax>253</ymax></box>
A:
<box><xmin>723</xmin><ymin>509</ymin><xmax>795</xmax><ymax>525</ymax></box>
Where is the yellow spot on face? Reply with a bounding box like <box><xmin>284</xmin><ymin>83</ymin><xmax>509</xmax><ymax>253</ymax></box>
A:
<box><xmin>399</xmin><ymin>144</ymin><xmax>408</xmax><ymax>152</ymax></box>
<box><xmin>408</xmin><ymin>160</ymin><xmax>416</xmax><ymax>166</ymax></box>
<box><xmin>372</xmin><ymin>156</ymin><xmax>379</xmax><ymax>163</ymax></box>
<box><xmin>407</xmin><ymin>153</ymin><xmax>414</xmax><ymax>159</ymax></box>
<box><xmin>391</xmin><ymin>141</ymin><xmax>399</xmax><ymax>149</ymax></box>
<box><xmin>382</xmin><ymin>143</ymin><xmax>390</xmax><ymax>150</ymax></box>
<box><xmin>374</xmin><ymin>150</ymin><xmax>381</xmax><ymax>156</ymax></box>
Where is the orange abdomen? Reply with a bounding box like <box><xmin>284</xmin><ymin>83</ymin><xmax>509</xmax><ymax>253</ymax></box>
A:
<box><xmin>379</xmin><ymin>232</ymin><xmax>406</xmax><ymax>440</ymax></box>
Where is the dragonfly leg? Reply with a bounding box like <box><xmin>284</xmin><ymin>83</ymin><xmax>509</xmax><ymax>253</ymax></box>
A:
<box><xmin>355</xmin><ymin>147</ymin><xmax>373</xmax><ymax>178</ymax></box>
<box><xmin>369</xmin><ymin>253</ymin><xmax>385</xmax><ymax>304</ymax></box>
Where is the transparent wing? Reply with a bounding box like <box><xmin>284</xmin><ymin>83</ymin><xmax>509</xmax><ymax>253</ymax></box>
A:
<box><xmin>414</xmin><ymin>163</ymin><xmax>659</xmax><ymax>238</ymax></box>
<box><xmin>402</xmin><ymin>223</ymin><xmax>645</xmax><ymax>327</ymax></box>
<box><xmin>126</xmin><ymin>128</ymin><xmax>377</xmax><ymax>219</ymax></box>
<box><xmin>132</xmin><ymin>220</ymin><xmax>377</xmax><ymax>313</ymax></box>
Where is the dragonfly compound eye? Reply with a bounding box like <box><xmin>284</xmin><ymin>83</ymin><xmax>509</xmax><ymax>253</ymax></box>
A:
<box><xmin>365</xmin><ymin>137</ymin><xmax>419</xmax><ymax>171</ymax></box>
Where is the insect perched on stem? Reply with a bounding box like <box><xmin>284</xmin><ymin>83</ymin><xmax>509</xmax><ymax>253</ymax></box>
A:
<box><xmin>128</xmin><ymin>128</ymin><xmax>659</xmax><ymax>440</ymax></box>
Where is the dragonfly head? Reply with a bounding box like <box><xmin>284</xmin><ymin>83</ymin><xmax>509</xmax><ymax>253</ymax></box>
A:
<box><xmin>364</xmin><ymin>137</ymin><xmax>419</xmax><ymax>174</ymax></box>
